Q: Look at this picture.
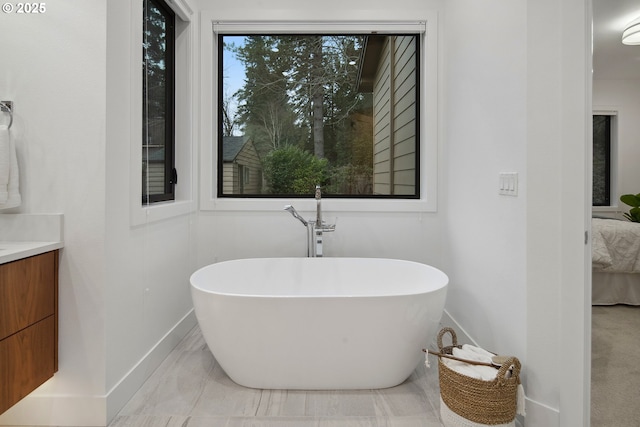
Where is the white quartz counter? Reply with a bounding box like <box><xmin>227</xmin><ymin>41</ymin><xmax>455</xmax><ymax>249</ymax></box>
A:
<box><xmin>0</xmin><ymin>241</ymin><xmax>64</xmax><ymax>264</ymax></box>
<box><xmin>0</xmin><ymin>213</ymin><xmax>64</xmax><ymax>264</ymax></box>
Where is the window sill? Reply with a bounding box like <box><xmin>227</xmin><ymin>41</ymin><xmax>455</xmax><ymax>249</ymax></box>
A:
<box><xmin>592</xmin><ymin>205</ymin><xmax>619</xmax><ymax>213</ymax></box>
<box><xmin>199</xmin><ymin>14</ymin><xmax>440</xmax><ymax>217</ymax></box>
<box><xmin>202</xmin><ymin>197</ymin><xmax>435</xmax><ymax>213</ymax></box>
<box><xmin>131</xmin><ymin>200</ymin><xmax>195</xmax><ymax>226</ymax></box>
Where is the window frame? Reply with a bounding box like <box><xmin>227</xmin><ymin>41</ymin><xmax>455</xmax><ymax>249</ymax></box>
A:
<box><xmin>216</xmin><ymin>33</ymin><xmax>421</xmax><ymax>199</ymax></box>
<box><xmin>199</xmin><ymin>18</ymin><xmax>440</xmax><ymax>213</ymax></box>
<box><xmin>143</xmin><ymin>0</ymin><xmax>177</xmax><ymax>205</ymax></box>
<box><xmin>129</xmin><ymin>0</ymin><xmax>195</xmax><ymax>226</ymax></box>
<box><xmin>592</xmin><ymin>110</ymin><xmax>618</xmax><ymax>209</ymax></box>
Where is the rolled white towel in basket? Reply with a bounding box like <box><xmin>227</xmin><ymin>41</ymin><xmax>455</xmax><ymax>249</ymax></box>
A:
<box><xmin>444</xmin><ymin>346</ymin><xmax>498</xmax><ymax>381</ymax></box>
<box><xmin>461</xmin><ymin>344</ymin><xmax>495</xmax><ymax>361</ymax></box>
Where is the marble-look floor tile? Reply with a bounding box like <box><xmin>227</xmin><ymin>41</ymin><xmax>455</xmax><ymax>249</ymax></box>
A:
<box><xmin>110</xmin><ymin>326</ymin><xmax>445</xmax><ymax>427</ymax></box>
<box><xmin>188</xmin><ymin>416</ymin><xmax>320</xmax><ymax>427</ymax></box>
<box><xmin>184</xmin><ymin>416</ymin><xmax>442</xmax><ymax>427</ymax></box>
<box><xmin>119</xmin><ymin>340</ymin><xmax>216</xmax><ymax>416</ymax></box>
<box><xmin>254</xmin><ymin>390</ymin><xmax>308</xmax><ymax>417</ymax></box>
<box><xmin>303</xmin><ymin>390</ymin><xmax>380</xmax><ymax>417</ymax></box>
<box><xmin>189</xmin><ymin>364</ymin><xmax>263</xmax><ymax>417</ymax></box>
<box><xmin>109</xmin><ymin>415</ymin><xmax>190</xmax><ymax>427</ymax></box>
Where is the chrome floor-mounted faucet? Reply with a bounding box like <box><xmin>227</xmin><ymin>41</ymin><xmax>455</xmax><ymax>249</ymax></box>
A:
<box><xmin>284</xmin><ymin>185</ymin><xmax>336</xmax><ymax>257</ymax></box>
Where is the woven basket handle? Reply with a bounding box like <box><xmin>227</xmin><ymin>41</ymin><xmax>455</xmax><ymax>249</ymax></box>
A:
<box><xmin>496</xmin><ymin>357</ymin><xmax>521</xmax><ymax>381</ymax></box>
<box><xmin>437</xmin><ymin>327</ymin><xmax>458</xmax><ymax>351</ymax></box>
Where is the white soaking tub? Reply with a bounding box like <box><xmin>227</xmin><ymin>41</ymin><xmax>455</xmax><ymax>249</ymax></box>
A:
<box><xmin>190</xmin><ymin>257</ymin><xmax>448</xmax><ymax>390</ymax></box>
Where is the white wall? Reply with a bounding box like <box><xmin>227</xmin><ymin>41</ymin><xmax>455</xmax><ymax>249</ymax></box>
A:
<box><xmin>593</xmin><ymin>79</ymin><xmax>640</xmax><ymax>213</ymax></box>
<box><xmin>104</xmin><ymin>0</ymin><xmax>198</xmax><ymax>422</ymax></box>
<box><xmin>442</xmin><ymin>0</ymin><xmax>527</xmax><ymax>356</ymax></box>
<box><xmin>442</xmin><ymin>0</ymin><xmax>533</xmax><ymax>420</ymax></box>
<box><xmin>528</xmin><ymin>0</ymin><xmax>591</xmax><ymax>425</ymax></box>
<box><xmin>194</xmin><ymin>0</ymin><xmax>447</xmax><ymax>271</ymax></box>
<box><xmin>444</xmin><ymin>0</ymin><xmax>590</xmax><ymax>425</ymax></box>
<box><xmin>0</xmin><ymin>1</ymin><xmax>109</xmax><ymax>424</ymax></box>
<box><xmin>0</xmin><ymin>1</ymin><xmax>198</xmax><ymax>425</ymax></box>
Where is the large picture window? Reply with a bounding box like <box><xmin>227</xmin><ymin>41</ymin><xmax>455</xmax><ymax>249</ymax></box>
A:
<box><xmin>218</xmin><ymin>34</ymin><xmax>420</xmax><ymax>198</ymax></box>
<box><xmin>143</xmin><ymin>0</ymin><xmax>176</xmax><ymax>204</ymax></box>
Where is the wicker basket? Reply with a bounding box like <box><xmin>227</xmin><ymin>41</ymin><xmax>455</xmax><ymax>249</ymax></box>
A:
<box><xmin>436</xmin><ymin>327</ymin><xmax>521</xmax><ymax>425</ymax></box>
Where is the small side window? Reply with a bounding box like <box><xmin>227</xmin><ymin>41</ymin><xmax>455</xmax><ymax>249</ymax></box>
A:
<box><xmin>142</xmin><ymin>0</ymin><xmax>176</xmax><ymax>204</ymax></box>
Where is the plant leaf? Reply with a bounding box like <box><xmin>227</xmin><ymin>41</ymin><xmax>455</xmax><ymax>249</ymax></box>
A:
<box><xmin>621</xmin><ymin>194</ymin><xmax>640</xmax><ymax>208</ymax></box>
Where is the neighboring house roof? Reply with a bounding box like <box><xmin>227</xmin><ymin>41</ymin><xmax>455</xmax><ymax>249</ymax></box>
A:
<box><xmin>356</xmin><ymin>35</ymin><xmax>386</xmax><ymax>93</ymax></box>
<box><xmin>143</xmin><ymin>146</ymin><xmax>165</xmax><ymax>162</ymax></box>
<box><xmin>223</xmin><ymin>135</ymin><xmax>252</xmax><ymax>162</ymax></box>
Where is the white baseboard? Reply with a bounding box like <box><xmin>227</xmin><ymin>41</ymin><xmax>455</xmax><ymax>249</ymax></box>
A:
<box><xmin>440</xmin><ymin>310</ymin><xmax>560</xmax><ymax>427</ymax></box>
<box><xmin>106</xmin><ymin>309</ymin><xmax>197</xmax><ymax>423</ymax></box>
<box><xmin>0</xmin><ymin>310</ymin><xmax>197</xmax><ymax>426</ymax></box>
<box><xmin>519</xmin><ymin>399</ymin><xmax>560</xmax><ymax>427</ymax></box>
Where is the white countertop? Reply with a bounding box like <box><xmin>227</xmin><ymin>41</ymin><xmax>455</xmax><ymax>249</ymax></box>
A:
<box><xmin>0</xmin><ymin>241</ymin><xmax>64</xmax><ymax>264</ymax></box>
<box><xmin>0</xmin><ymin>213</ymin><xmax>64</xmax><ymax>264</ymax></box>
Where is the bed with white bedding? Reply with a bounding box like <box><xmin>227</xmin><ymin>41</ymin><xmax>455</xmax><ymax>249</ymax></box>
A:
<box><xmin>592</xmin><ymin>217</ymin><xmax>640</xmax><ymax>305</ymax></box>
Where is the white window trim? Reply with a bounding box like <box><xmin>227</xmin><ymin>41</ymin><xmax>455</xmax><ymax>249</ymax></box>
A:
<box><xmin>199</xmin><ymin>15</ymin><xmax>440</xmax><ymax>213</ymax></box>
<box><xmin>130</xmin><ymin>0</ymin><xmax>196</xmax><ymax>226</ymax></box>
<box><xmin>592</xmin><ymin>108</ymin><xmax>618</xmax><ymax>213</ymax></box>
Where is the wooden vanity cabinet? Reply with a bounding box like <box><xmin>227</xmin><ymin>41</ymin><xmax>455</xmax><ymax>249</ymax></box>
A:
<box><xmin>0</xmin><ymin>250</ymin><xmax>58</xmax><ymax>414</ymax></box>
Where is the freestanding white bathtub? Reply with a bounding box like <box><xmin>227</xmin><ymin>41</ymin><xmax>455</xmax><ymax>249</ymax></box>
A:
<box><xmin>190</xmin><ymin>257</ymin><xmax>448</xmax><ymax>390</ymax></box>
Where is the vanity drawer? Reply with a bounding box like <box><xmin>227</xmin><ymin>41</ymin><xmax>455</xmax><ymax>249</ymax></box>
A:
<box><xmin>0</xmin><ymin>251</ymin><xmax>56</xmax><ymax>341</ymax></box>
<box><xmin>0</xmin><ymin>315</ymin><xmax>56</xmax><ymax>414</ymax></box>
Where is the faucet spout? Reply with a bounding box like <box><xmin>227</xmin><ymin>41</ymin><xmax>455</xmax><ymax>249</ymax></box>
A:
<box><xmin>284</xmin><ymin>189</ymin><xmax>335</xmax><ymax>257</ymax></box>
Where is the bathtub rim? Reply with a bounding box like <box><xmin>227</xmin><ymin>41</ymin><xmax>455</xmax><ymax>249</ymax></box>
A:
<box><xmin>190</xmin><ymin>257</ymin><xmax>449</xmax><ymax>299</ymax></box>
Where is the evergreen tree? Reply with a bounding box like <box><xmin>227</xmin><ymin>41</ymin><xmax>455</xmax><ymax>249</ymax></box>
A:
<box><xmin>225</xmin><ymin>34</ymin><xmax>373</xmax><ymax>194</ymax></box>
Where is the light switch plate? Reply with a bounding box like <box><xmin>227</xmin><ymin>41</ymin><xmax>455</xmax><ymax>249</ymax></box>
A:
<box><xmin>499</xmin><ymin>172</ymin><xmax>518</xmax><ymax>196</ymax></box>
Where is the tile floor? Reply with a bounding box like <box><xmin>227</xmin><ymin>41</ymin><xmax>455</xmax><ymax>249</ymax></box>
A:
<box><xmin>109</xmin><ymin>326</ymin><xmax>445</xmax><ymax>426</ymax></box>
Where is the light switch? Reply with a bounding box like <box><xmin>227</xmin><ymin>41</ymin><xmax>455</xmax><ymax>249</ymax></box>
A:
<box><xmin>499</xmin><ymin>172</ymin><xmax>518</xmax><ymax>196</ymax></box>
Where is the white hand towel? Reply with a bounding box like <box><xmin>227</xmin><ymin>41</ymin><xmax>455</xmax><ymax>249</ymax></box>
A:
<box><xmin>456</xmin><ymin>344</ymin><xmax>494</xmax><ymax>364</ymax></box>
<box><xmin>445</xmin><ymin>351</ymin><xmax>498</xmax><ymax>381</ymax></box>
<box><xmin>0</xmin><ymin>125</ymin><xmax>10</xmax><ymax>203</ymax></box>
<box><xmin>0</xmin><ymin>125</ymin><xmax>21</xmax><ymax>210</ymax></box>
<box><xmin>462</xmin><ymin>343</ymin><xmax>495</xmax><ymax>361</ymax></box>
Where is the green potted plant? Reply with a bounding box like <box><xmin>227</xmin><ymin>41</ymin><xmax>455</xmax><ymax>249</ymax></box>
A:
<box><xmin>620</xmin><ymin>193</ymin><xmax>640</xmax><ymax>222</ymax></box>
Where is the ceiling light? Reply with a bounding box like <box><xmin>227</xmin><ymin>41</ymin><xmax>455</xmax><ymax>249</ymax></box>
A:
<box><xmin>622</xmin><ymin>17</ymin><xmax>640</xmax><ymax>45</ymax></box>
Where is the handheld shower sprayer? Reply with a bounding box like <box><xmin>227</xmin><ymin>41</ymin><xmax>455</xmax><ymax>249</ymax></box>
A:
<box><xmin>284</xmin><ymin>205</ymin><xmax>308</xmax><ymax>227</ymax></box>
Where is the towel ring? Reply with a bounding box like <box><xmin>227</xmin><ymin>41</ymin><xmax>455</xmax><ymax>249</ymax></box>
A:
<box><xmin>0</xmin><ymin>101</ymin><xmax>13</xmax><ymax>129</ymax></box>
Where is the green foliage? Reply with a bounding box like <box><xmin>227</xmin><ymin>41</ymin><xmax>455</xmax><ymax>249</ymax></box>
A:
<box><xmin>325</xmin><ymin>165</ymin><xmax>373</xmax><ymax>195</ymax></box>
<box><xmin>228</xmin><ymin>35</ymin><xmax>367</xmax><ymax>164</ymax></box>
<box><xmin>263</xmin><ymin>146</ymin><xmax>328</xmax><ymax>194</ymax></box>
<box><xmin>620</xmin><ymin>193</ymin><xmax>640</xmax><ymax>222</ymax></box>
